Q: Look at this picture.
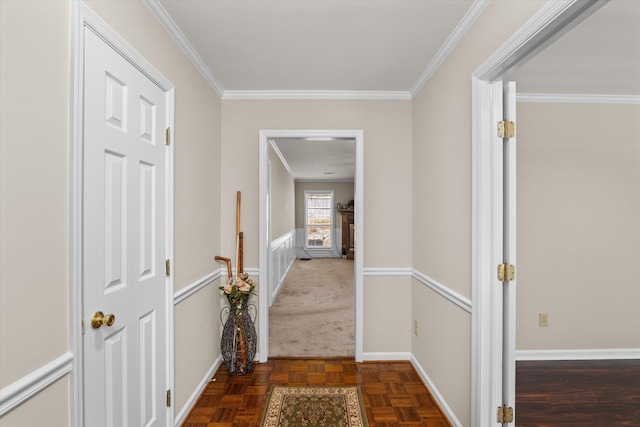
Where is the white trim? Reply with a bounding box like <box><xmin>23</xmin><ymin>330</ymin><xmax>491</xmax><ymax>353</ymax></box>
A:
<box><xmin>270</xmin><ymin>231</ymin><xmax>296</xmax><ymax>306</ymax></box>
<box><xmin>70</xmin><ymin>2</ymin><xmax>176</xmax><ymax>425</ymax></box>
<box><xmin>0</xmin><ymin>352</ymin><xmax>73</xmax><ymax>417</ymax></box>
<box><xmin>410</xmin><ymin>354</ymin><xmax>462</xmax><ymax>427</ymax></box>
<box><xmin>259</xmin><ymin>130</ymin><xmax>364</xmax><ymax>362</ymax></box>
<box><xmin>174</xmin><ymin>269</ymin><xmax>222</xmax><ymax>305</ymax></box>
<box><xmin>296</xmin><ymin>178</ymin><xmax>355</xmax><ymax>183</ymax></box>
<box><xmin>223</xmin><ymin>90</ymin><xmax>411</xmax><ymax>101</ymax></box>
<box><xmin>412</xmin><ymin>270</ymin><xmax>472</xmax><ymax>313</ymax></box>
<box><xmin>268</xmin><ymin>140</ymin><xmax>295</xmax><ymax>180</ymax></box>
<box><xmin>362</xmin><ymin>352</ymin><xmax>411</xmax><ymax>361</ymax></box>
<box><xmin>143</xmin><ymin>0</ymin><xmax>224</xmax><ymax>97</ymax></box>
<box><xmin>363</xmin><ymin>267</ymin><xmax>412</xmax><ymax>276</ymax></box>
<box><xmin>410</xmin><ymin>0</ymin><xmax>490</xmax><ymax>97</ymax></box>
<box><xmin>517</xmin><ymin>93</ymin><xmax>640</xmax><ymax>104</ymax></box>
<box><xmin>470</xmin><ymin>2</ymin><xmax>608</xmax><ymax>425</ymax></box>
<box><xmin>516</xmin><ymin>348</ymin><xmax>640</xmax><ymax>361</ymax></box>
<box><xmin>68</xmin><ymin>2</ymin><xmax>84</xmax><ymax>426</ymax></box>
<box><xmin>474</xmin><ymin>0</ymin><xmax>608</xmax><ymax>82</ymax></box>
<box><xmin>471</xmin><ymin>77</ymin><xmax>504</xmax><ymax>427</ymax></box>
<box><xmin>173</xmin><ymin>356</ymin><xmax>223</xmax><ymax>427</ymax></box>
<box><xmin>271</xmin><ymin>232</ymin><xmax>295</xmax><ymax>252</ymax></box>
<box><xmin>361</xmin><ymin>267</ymin><xmax>472</xmax><ymax>312</ymax></box>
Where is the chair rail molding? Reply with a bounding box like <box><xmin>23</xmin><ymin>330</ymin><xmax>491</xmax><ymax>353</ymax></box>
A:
<box><xmin>0</xmin><ymin>352</ymin><xmax>73</xmax><ymax>417</ymax></box>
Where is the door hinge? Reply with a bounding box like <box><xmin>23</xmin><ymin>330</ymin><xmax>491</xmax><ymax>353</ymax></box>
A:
<box><xmin>165</xmin><ymin>127</ymin><xmax>171</xmax><ymax>145</ymax></box>
<box><xmin>165</xmin><ymin>259</ymin><xmax>171</xmax><ymax>277</ymax></box>
<box><xmin>498</xmin><ymin>120</ymin><xmax>515</xmax><ymax>138</ymax></box>
<box><xmin>498</xmin><ymin>263</ymin><xmax>515</xmax><ymax>282</ymax></box>
<box><xmin>497</xmin><ymin>405</ymin><xmax>513</xmax><ymax>423</ymax></box>
<box><xmin>82</xmin><ymin>319</ymin><xmax>85</xmax><ymax>335</ymax></box>
<box><xmin>166</xmin><ymin>389</ymin><xmax>171</xmax><ymax>407</ymax></box>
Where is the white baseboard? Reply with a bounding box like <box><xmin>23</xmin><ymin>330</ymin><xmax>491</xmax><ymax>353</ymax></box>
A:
<box><xmin>174</xmin><ymin>356</ymin><xmax>223</xmax><ymax>427</ymax></box>
<box><xmin>409</xmin><ymin>354</ymin><xmax>462</xmax><ymax>427</ymax></box>
<box><xmin>362</xmin><ymin>351</ymin><xmax>410</xmax><ymax>361</ymax></box>
<box><xmin>516</xmin><ymin>348</ymin><xmax>640</xmax><ymax>361</ymax></box>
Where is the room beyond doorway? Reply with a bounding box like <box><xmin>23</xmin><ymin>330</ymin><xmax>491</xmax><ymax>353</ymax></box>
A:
<box><xmin>258</xmin><ymin>129</ymin><xmax>364</xmax><ymax>362</ymax></box>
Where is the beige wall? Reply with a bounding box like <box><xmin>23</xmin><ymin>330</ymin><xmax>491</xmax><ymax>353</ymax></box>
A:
<box><xmin>0</xmin><ymin>1</ymin><xmax>70</xmax><ymax>396</ymax></box>
<box><xmin>0</xmin><ymin>0</ymin><xmax>222</xmax><ymax>422</ymax></box>
<box><xmin>6</xmin><ymin>1</ymin><xmax>634</xmax><ymax>426</ymax></box>
<box><xmin>221</xmin><ymin>99</ymin><xmax>413</xmax><ymax>269</ymax></box>
<box><xmin>411</xmin><ymin>1</ymin><xmax>547</xmax><ymax>424</ymax></box>
<box><xmin>268</xmin><ymin>146</ymin><xmax>296</xmax><ymax>240</ymax></box>
<box><xmin>516</xmin><ymin>102</ymin><xmax>640</xmax><ymax>350</ymax></box>
<box><xmin>221</xmin><ymin>99</ymin><xmax>413</xmax><ymax>357</ymax></box>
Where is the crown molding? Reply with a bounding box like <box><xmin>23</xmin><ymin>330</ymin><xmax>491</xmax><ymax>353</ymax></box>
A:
<box><xmin>268</xmin><ymin>140</ymin><xmax>296</xmax><ymax>180</ymax></box>
<box><xmin>410</xmin><ymin>0</ymin><xmax>490</xmax><ymax>98</ymax></box>
<box><xmin>144</xmin><ymin>0</ymin><xmax>225</xmax><ymax>98</ymax></box>
<box><xmin>144</xmin><ymin>0</ymin><xmax>488</xmax><ymax>101</ymax></box>
<box><xmin>223</xmin><ymin>90</ymin><xmax>412</xmax><ymax>100</ymax></box>
<box><xmin>517</xmin><ymin>93</ymin><xmax>640</xmax><ymax>104</ymax></box>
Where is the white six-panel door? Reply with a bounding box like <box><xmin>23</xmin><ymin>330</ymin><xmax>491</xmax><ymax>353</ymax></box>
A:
<box><xmin>83</xmin><ymin>29</ymin><xmax>168</xmax><ymax>427</ymax></box>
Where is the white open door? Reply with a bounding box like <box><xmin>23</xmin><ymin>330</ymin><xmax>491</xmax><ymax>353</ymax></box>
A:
<box><xmin>500</xmin><ymin>81</ymin><xmax>517</xmax><ymax>425</ymax></box>
<box><xmin>82</xmin><ymin>28</ymin><xmax>170</xmax><ymax>426</ymax></box>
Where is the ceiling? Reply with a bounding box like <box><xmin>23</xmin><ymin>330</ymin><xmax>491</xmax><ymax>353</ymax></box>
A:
<box><xmin>152</xmin><ymin>0</ymin><xmax>640</xmax><ymax>181</ymax></box>
<box><xmin>155</xmin><ymin>0</ymin><xmax>477</xmax><ymax>94</ymax></box>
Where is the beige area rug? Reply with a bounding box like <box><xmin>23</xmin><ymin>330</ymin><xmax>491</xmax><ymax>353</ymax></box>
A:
<box><xmin>260</xmin><ymin>386</ymin><xmax>368</xmax><ymax>427</ymax></box>
<box><xmin>269</xmin><ymin>258</ymin><xmax>354</xmax><ymax>357</ymax></box>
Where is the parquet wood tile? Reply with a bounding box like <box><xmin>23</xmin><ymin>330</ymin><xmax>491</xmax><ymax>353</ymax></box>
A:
<box><xmin>180</xmin><ymin>359</ymin><xmax>452</xmax><ymax>427</ymax></box>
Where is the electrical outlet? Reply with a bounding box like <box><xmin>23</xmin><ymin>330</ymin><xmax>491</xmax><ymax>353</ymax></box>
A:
<box><xmin>414</xmin><ymin>319</ymin><xmax>419</xmax><ymax>337</ymax></box>
<box><xmin>539</xmin><ymin>312</ymin><xmax>549</xmax><ymax>327</ymax></box>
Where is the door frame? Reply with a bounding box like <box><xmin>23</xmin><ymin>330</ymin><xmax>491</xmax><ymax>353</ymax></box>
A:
<box><xmin>258</xmin><ymin>130</ymin><xmax>364</xmax><ymax>362</ymax></box>
<box><xmin>470</xmin><ymin>1</ymin><xmax>607</xmax><ymax>425</ymax></box>
<box><xmin>69</xmin><ymin>2</ymin><xmax>175</xmax><ymax>426</ymax></box>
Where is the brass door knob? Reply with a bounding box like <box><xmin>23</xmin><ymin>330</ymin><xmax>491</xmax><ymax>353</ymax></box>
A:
<box><xmin>92</xmin><ymin>311</ymin><xmax>115</xmax><ymax>329</ymax></box>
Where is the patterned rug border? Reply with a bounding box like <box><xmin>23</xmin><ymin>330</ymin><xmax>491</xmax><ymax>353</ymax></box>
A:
<box><xmin>260</xmin><ymin>385</ymin><xmax>369</xmax><ymax>427</ymax></box>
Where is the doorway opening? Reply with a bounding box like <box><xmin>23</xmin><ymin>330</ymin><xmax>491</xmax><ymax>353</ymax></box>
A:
<box><xmin>471</xmin><ymin>1</ymin><xmax>609</xmax><ymax>425</ymax></box>
<box><xmin>258</xmin><ymin>130</ymin><xmax>364</xmax><ymax>362</ymax></box>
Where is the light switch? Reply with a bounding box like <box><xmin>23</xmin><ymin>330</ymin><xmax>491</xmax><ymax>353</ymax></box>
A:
<box><xmin>539</xmin><ymin>313</ymin><xmax>549</xmax><ymax>327</ymax></box>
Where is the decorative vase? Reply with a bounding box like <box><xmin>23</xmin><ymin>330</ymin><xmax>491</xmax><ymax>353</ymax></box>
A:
<box><xmin>220</xmin><ymin>294</ymin><xmax>257</xmax><ymax>375</ymax></box>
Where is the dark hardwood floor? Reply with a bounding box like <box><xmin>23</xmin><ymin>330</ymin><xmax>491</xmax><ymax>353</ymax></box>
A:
<box><xmin>515</xmin><ymin>359</ymin><xmax>640</xmax><ymax>426</ymax></box>
<box><xmin>180</xmin><ymin>358</ymin><xmax>452</xmax><ymax>427</ymax></box>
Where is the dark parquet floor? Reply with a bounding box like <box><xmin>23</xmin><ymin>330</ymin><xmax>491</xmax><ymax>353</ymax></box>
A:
<box><xmin>181</xmin><ymin>359</ymin><xmax>452</xmax><ymax>427</ymax></box>
<box><xmin>182</xmin><ymin>358</ymin><xmax>640</xmax><ymax>426</ymax></box>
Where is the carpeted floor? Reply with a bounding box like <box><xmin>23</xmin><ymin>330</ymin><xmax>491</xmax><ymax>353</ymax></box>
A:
<box><xmin>269</xmin><ymin>258</ymin><xmax>354</xmax><ymax>358</ymax></box>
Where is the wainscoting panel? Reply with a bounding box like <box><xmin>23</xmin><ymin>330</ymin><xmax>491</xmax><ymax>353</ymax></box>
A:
<box><xmin>270</xmin><ymin>231</ymin><xmax>296</xmax><ymax>306</ymax></box>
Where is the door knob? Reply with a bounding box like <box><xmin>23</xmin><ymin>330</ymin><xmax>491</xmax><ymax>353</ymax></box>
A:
<box><xmin>91</xmin><ymin>311</ymin><xmax>115</xmax><ymax>329</ymax></box>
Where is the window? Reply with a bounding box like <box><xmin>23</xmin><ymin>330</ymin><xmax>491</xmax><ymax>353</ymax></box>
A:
<box><xmin>304</xmin><ymin>190</ymin><xmax>334</xmax><ymax>248</ymax></box>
